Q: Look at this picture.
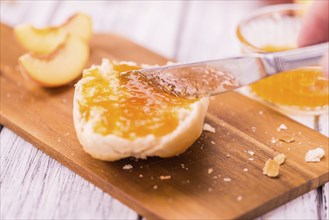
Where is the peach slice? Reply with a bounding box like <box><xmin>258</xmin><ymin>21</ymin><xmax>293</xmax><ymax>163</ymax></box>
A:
<box><xmin>63</xmin><ymin>13</ymin><xmax>92</xmax><ymax>42</ymax></box>
<box><xmin>19</xmin><ymin>35</ymin><xmax>89</xmax><ymax>87</ymax></box>
<box><xmin>14</xmin><ymin>26</ymin><xmax>67</xmax><ymax>54</ymax></box>
<box><xmin>14</xmin><ymin>13</ymin><xmax>92</xmax><ymax>54</ymax></box>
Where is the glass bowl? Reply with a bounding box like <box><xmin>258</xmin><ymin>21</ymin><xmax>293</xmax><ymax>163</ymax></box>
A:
<box><xmin>236</xmin><ymin>4</ymin><xmax>328</xmax><ymax>115</ymax></box>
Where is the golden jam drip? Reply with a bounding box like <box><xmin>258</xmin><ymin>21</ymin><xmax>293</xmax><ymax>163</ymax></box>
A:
<box><xmin>250</xmin><ymin>45</ymin><xmax>329</xmax><ymax>108</ymax></box>
<box><xmin>261</xmin><ymin>45</ymin><xmax>295</xmax><ymax>52</ymax></box>
<box><xmin>79</xmin><ymin>63</ymin><xmax>196</xmax><ymax>139</ymax></box>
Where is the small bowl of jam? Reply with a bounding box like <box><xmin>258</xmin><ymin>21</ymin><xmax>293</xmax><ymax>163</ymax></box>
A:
<box><xmin>236</xmin><ymin>4</ymin><xmax>328</xmax><ymax>115</ymax></box>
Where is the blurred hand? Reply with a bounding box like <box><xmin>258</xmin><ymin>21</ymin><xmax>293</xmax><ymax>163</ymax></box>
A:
<box><xmin>298</xmin><ymin>1</ymin><xmax>329</xmax><ymax>77</ymax></box>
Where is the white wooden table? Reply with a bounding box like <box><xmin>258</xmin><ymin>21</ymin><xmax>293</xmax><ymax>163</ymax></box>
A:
<box><xmin>1</xmin><ymin>1</ymin><xmax>328</xmax><ymax>219</ymax></box>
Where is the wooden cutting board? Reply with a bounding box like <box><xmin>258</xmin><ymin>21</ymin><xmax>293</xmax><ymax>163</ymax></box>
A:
<box><xmin>1</xmin><ymin>23</ymin><xmax>328</xmax><ymax>219</ymax></box>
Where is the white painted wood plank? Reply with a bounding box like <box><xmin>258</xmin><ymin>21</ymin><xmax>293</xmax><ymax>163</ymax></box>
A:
<box><xmin>258</xmin><ymin>191</ymin><xmax>319</xmax><ymax>220</ymax></box>
<box><xmin>288</xmin><ymin>114</ymin><xmax>315</xmax><ymax>129</ymax></box>
<box><xmin>49</xmin><ymin>1</ymin><xmax>183</xmax><ymax>59</ymax></box>
<box><xmin>259</xmin><ymin>191</ymin><xmax>319</xmax><ymax>220</ymax></box>
<box><xmin>0</xmin><ymin>1</ymin><xmax>58</xmax><ymax>26</ymax></box>
<box><xmin>0</xmin><ymin>128</ymin><xmax>137</xmax><ymax>220</ymax></box>
<box><xmin>1</xmin><ymin>1</ymin><xmax>30</xmax><ymax>26</ymax></box>
<box><xmin>319</xmin><ymin>114</ymin><xmax>328</xmax><ymax>137</ymax></box>
<box><xmin>175</xmin><ymin>1</ymin><xmax>260</xmax><ymax>62</ymax></box>
<box><xmin>322</xmin><ymin>183</ymin><xmax>329</xmax><ymax>220</ymax></box>
<box><xmin>319</xmin><ymin>114</ymin><xmax>329</xmax><ymax>220</ymax></box>
<box><xmin>1</xmin><ymin>0</ymin><xmax>182</xmax><ymax>58</ymax></box>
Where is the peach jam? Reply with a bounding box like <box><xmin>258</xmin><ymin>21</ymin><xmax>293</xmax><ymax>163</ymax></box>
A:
<box><xmin>78</xmin><ymin>63</ymin><xmax>197</xmax><ymax>139</ymax></box>
<box><xmin>250</xmin><ymin>46</ymin><xmax>329</xmax><ymax>109</ymax></box>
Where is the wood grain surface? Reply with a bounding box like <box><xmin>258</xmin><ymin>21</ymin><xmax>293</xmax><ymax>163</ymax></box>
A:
<box><xmin>3</xmin><ymin>3</ymin><xmax>328</xmax><ymax>220</ymax></box>
<box><xmin>1</xmin><ymin>22</ymin><xmax>328</xmax><ymax>219</ymax></box>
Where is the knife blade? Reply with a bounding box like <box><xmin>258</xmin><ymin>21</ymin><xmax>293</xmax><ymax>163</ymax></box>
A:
<box><xmin>122</xmin><ymin>42</ymin><xmax>328</xmax><ymax>98</ymax></box>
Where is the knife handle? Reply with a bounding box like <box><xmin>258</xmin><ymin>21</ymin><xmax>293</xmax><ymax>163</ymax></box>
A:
<box><xmin>263</xmin><ymin>42</ymin><xmax>328</xmax><ymax>75</ymax></box>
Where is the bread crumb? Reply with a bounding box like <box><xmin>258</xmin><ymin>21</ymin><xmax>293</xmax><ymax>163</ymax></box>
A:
<box><xmin>248</xmin><ymin>158</ymin><xmax>254</xmax><ymax>161</ymax></box>
<box><xmin>211</xmin><ymin>140</ymin><xmax>216</xmax><ymax>145</ymax></box>
<box><xmin>153</xmin><ymin>185</ymin><xmax>158</xmax><ymax>189</ymax></box>
<box><xmin>160</xmin><ymin>175</ymin><xmax>171</xmax><ymax>180</ymax></box>
<box><xmin>247</xmin><ymin>150</ymin><xmax>255</xmax><ymax>156</ymax></box>
<box><xmin>208</xmin><ymin>168</ymin><xmax>214</xmax><ymax>174</ymax></box>
<box><xmin>123</xmin><ymin>164</ymin><xmax>133</xmax><ymax>170</ymax></box>
<box><xmin>258</xmin><ymin>111</ymin><xmax>263</xmax><ymax>115</ymax></box>
<box><xmin>243</xmin><ymin>168</ymin><xmax>248</xmax><ymax>172</ymax></box>
<box><xmin>277</xmin><ymin>124</ymin><xmax>287</xmax><ymax>132</ymax></box>
<box><xmin>251</xmin><ymin>127</ymin><xmax>257</xmax><ymax>132</ymax></box>
<box><xmin>203</xmin><ymin>123</ymin><xmax>216</xmax><ymax>133</ymax></box>
<box><xmin>279</xmin><ymin>136</ymin><xmax>295</xmax><ymax>143</ymax></box>
<box><xmin>274</xmin><ymin>153</ymin><xmax>286</xmax><ymax>165</ymax></box>
<box><xmin>305</xmin><ymin>147</ymin><xmax>325</xmax><ymax>162</ymax></box>
<box><xmin>226</xmin><ymin>154</ymin><xmax>231</xmax><ymax>158</ymax></box>
<box><xmin>271</xmin><ymin>138</ymin><xmax>277</xmax><ymax>144</ymax></box>
<box><xmin>237</xmin><ymin>196</ymin><xmax>243</xmax><ymax>201</ymax></box>
<box><xmin>223</xmin><ymin>177</ymin><xmax>231</xmax><ymax>182</ymax></box>
<box><xmin>139</xmin><ymin>174</ymin><xmax>143</xmax><ymax>178</ymax></box>
<box><xmin>263</xmin><ymin>159</ymin><xmax>280</xmax><ymax>177</ymax></box>
<box><xmin>208</xmin><ymin>187</ymin><xmax>213</xmax><ymax>192</ymax></box>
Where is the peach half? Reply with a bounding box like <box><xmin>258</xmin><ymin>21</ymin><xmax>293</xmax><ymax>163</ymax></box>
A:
<box><xmin>19</xmin><ymin>34</ymin><xmax>89</xmax><ymax>87</ymax></box>
<box><xmin>14</xmin><ymin>13</ymin><xmax>92</xmax><ymax>54</ymax></box>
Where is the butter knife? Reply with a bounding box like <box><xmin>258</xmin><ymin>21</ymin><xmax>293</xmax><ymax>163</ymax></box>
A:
<box><xmin>123</xmin><ymin>43</ymin><xmax>328</xmax><ymax>98</ymax></box>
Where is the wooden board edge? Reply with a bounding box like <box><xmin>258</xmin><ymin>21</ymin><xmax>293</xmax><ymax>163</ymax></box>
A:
<box><xmin>1</xmin><ymin>112</ymin><xmax>328</xmax><ymax>219</ymax></box>
<box><xmin>239</xmin><ymin>172</ymin><xmax>329</xmax><ymax>219</ymax></box>
<box><xmin>0</xmin><ymin>114</ymin><xmax>164</xmax><ymax>219</ymax></box>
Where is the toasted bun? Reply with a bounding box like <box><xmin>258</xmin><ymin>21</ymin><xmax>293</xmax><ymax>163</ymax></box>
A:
<box><xmin>73</xmin><ymin>59</ymin><xmax>209</xmax><ymax>161</ymax></box>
